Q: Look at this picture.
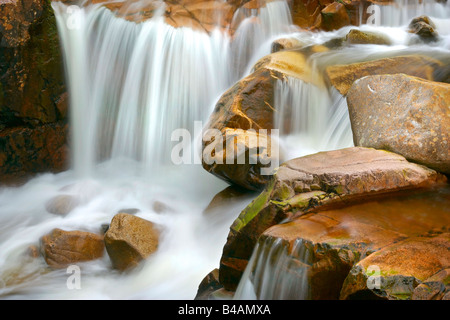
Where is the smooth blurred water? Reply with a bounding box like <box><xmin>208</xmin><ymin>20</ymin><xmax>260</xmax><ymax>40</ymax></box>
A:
<box><xmin>0</xmin><ymin>0</ymin><xmax>449</xmax><ymax>300</ymax></box>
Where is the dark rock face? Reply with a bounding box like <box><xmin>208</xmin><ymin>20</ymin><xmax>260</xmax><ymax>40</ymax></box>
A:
<box><xmin>0</xmin><ymin>122</ymin><xmax>69</xmax><ymax>182</ymax></box>
<box><xmin>0</xmin><ymin>0</ymin><xmax>68</xmax><ymax>183</ymax></box>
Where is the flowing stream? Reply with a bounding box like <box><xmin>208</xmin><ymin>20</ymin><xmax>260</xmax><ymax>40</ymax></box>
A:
<box><xmin>0</xmin><ymin>0</ymin><xmax>449</xmax><ymax>299</ymax></box>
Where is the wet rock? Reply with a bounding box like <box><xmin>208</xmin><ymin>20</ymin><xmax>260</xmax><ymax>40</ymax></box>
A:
<box><xmin>0</xmin><ymin>0</ymin><xmax>65</xmax><ymax>125</ymax></box>
<box><xmin>40</xmin><ymin>228</ymin><xmax>105</xmax><ymax>269</ymax></box>
<box><xmin>0</xmin><ymin>123</ymin><xmax>69</xmax><ymax>181</ymax></box>
<box><xmin>195</xmin><ymin>268</ymin><xmax>223</xmax><ymax>300</ymax></box>
<box><xmin>45</xmin><ymin>194</ymin><xmax>80</xmax><ymax>216</ymax></box>
<box><xmin>324</xmin><ymin>55</ymin><xmax>444</xmax><ymax>96</ymax></box>
<box><xmin>218</xmin><ymin>147</ymin><xmax>446</xmax><ymax>291</ymax></box>
<box><xmin>314</xmin><ymin>2</ymin><xmax>350</xmax><ymax>31</ymax></box>
<box><xmin>341</xmin><ymin>233</ymin><xmax>450</xmax><ymax>300</ymax></box>
<box><xmin>104</xmin><ymin>213</ymin><xmax>160</xmax><ymax>271</ymax></box>
<box><xmin>408</xmin><ymin>15</ymin><xmax>439</xmax><ymax>42</ymax></box>
<box><xmin>347</xmin><ymin>73</ymin><xmax>450</xmax><ymax>174</ymax></box>
<box><xmin>253</xmin><ymin>186</ymin><xmax>450</xmax><ymax>299</ymax></box>
<box><xmin>97</xmin><ymin>0</ymin><xmax>235</xmax><ymax>34</ymax></box>
<box><xmin>271</xmin><ymin>37</ymin><xmax>304</xmax><ymax>53</ymax></box>
<box><xmin>202</xmin><ymin>49</ymin><xmax>324</xmax><ymax>191</ymax></box>
<box><xmin>344</xmin><ymin>29</ymin><xmax>391</xmax><ymax>45</ymax></box>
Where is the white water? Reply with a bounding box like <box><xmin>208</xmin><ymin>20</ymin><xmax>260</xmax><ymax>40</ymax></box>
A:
<box><xmin>0</xmin><ymin>0</ymin><xmax>295</xmax><ymax>299</ymax></box>
<box><xmin>234</xmin><ymin>237</ymin><xmax>311</xmax><ymax>300</ymax></box>
<box><xmin>0</xmin><ymin>0</ymin><xmax>449</xmax><ymax>300</ymax></box>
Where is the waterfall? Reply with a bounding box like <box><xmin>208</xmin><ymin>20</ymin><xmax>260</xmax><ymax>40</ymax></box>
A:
<box><xmin>0</xmin><ymin>0</ymin><xmax>449</xmax><ymax>300</ymax></box>
<box><xmin>378</xmin><ymin>0</ymin><xmax>450</xmax><ymax>27</ymax></box>
<box><xmin>234</xmin><ymin>237</ymin><xmax>311</xmax><ymax>300</ymax></box>
<box><xmin>53</xmin><ymin>4</ymin><xmax>233</xmax><ymax>177</ymax></box>
<box><xmin>0</xmin><ymin>0</ymin><xmax>296</xmax><ymax>299</ymax></box>
<box><xmin>274</xmin><ymin>76</ymin><xmax>354</xmax><ymax>162</ymax></box>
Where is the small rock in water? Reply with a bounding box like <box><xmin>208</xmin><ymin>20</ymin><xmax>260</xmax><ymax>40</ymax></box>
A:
<box><xmin>45</xmin><ymin>194</ymin><xmax>80</xmax><ymax>216</ymax></box>
<box><xmin>117</xmin><ymin>208</ymin><xmax>140</xmax><ymax>215</ymax></box>
<box><xmin>40</xmin><ymin>228</ymin><xmax>105</xmax><ymax>269</ymax></box>
<box><xmin>408</xmin><ymin>15</ymin><xmax>439</xmax><ymax>42</ymax></box>
<box><xmin>104</xmin><ymin>213</ymin><xmax>160</xmax><ymax>271</ymax></box>
<box><xmin>344</xmin><ymin>29</ymin><xmax>391</xmax><ymax>45</ymax></box>
<box><xmin>152</xmin><ymin>201</ymin><xmax>171</xmax><ymax>213</ymax></box>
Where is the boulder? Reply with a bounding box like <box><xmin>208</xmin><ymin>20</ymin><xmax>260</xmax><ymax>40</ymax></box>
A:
<box><xmin>0</xmin><ymin>123</ymin><xmax>69</xmax><ymax>183</ymax></box>
<box><xmin>0</xmin><ymin>0</ymin><xmax>67</xmax><ymax>183</ymax></box>
<box><xmin>341</xmin><ymin>233</ymin><xmax>450</xmax><ymax>300</ymax></box>
<box><xmin>218</xmin><ymin>147</ymin><xmax>447</xmax><ymax>291</ymax></box>
<box><xmin>195</xmin><ymin>268</ymin><xmax>223</xmax><ymax>300</ymax></box>
<box><xmin>271</xmin><ymin>37</ymin><xmax>305</xmax><ymax>53</ymax></box>
<box><xmin>104</xmin><ymin>213</ymin><xmax>160</xmax><ymax>271</ymax></box>
<box><xmin>347</xmin><ymin>73</ymin><xmax>450</xmax><ymax>174</ymax></box>
<box><xmin>313</xmin><ymin>2</ymin><xmax>350</xmax><ymax>31</ymax></box>
<box><xmin>408</xmin><ymin>15</ymin><xmax>439</xmax><ymax>42</ymax></box>
<box><xmin>324</xmin><ymin>55</ymin><xmax>444</xmax><ymax>96</ymax></box>
<box><xmin>344</xmin><ymin>28</ymin><xmax>391</xmax><ymax>45</ymax></box>
<box><xmin>249</xmin><ymin>186</ymin><xmax>450</xmax><ymax>299</ymax></box>
<box><xmin>202</xmin><ymin>49</ymin><xmax>324</xmax><ymax>191</ymax></box>
<box><xmin>412</xmin><ymin>269</ymin><xmax>449</xmax><ymax>300</ymax></box>
<box><xmin>40</xmin><ymin>228</ymin><xmax>105</xmax><ymax>269</ymax></box>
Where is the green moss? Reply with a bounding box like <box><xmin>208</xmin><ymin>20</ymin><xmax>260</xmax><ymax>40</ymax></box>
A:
<box><xmin>231</xmin><ymin>184</ymin><xmax>272</xmax><ymax>232</ymax></box>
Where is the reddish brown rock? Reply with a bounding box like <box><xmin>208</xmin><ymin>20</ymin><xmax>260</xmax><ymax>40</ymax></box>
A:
<box><xmin>202</xmin><ymin>50</ymin><xmax>322</xmax><ymax>191</ymax></box>
<box><xmin>218</xmin><ymin>147</ymin><xmax>447</xmax><ymax>291</ymax></box>
<box><xmin>195</xmin><ymin>268</ymin><xmax>223</xmax><ymax>300</ymax></box>
<box><xmin>0</xmin><ymin>122</ymin><xmax>69</xmax><ymax>183</ymax></box>
<box><xmin>314</xmin><ymin>2</ymin><xmax>350</xmax><ymax>31</ymax></box>
<box><xmin>344</xmin><ymin>28</ymin><xmax>391</xmax><ymax>45</ymax></box>
<box><xmin>104</xmin><ymin>213</ymin><xmax>160</xmax><ymax>271</ymax></box>
<box><xmin>231</xmin><ymin>184</ymin><xmax>450</xmax><ymax>299</ymax></box>
<box><xmin>40</xmin><ymin>228</ymin><xmax>105</xmax><ymax>269</ymax></box>
<box><xmin>341</xmin><ymin>233</ymin><xmax>450</xmax><ymax>300</ymax></box>
<box><xmin>0</xmin><ymin>0</ymin><xmax>65</xmax><ymax>125</ymax></box>
<box><xmin>347</xmin><ymin>73</ymin><xmax>450</xmax><ymax>174</ymax></box>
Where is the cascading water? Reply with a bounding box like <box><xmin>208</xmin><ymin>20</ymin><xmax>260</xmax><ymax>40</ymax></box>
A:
<box><xmin>0</xmin><ymin>0</ymin><xmax>297</xmax><ymax>299</ymax></box>
<box><xmin>234</xmin><ymin>237</ymin><xmax>312</xmax><ymax>300</ymax></box>
<box><xmin>0</xmin><ymin>0</ymin><xmax>449</xmax><ymax>300</ymax></box>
